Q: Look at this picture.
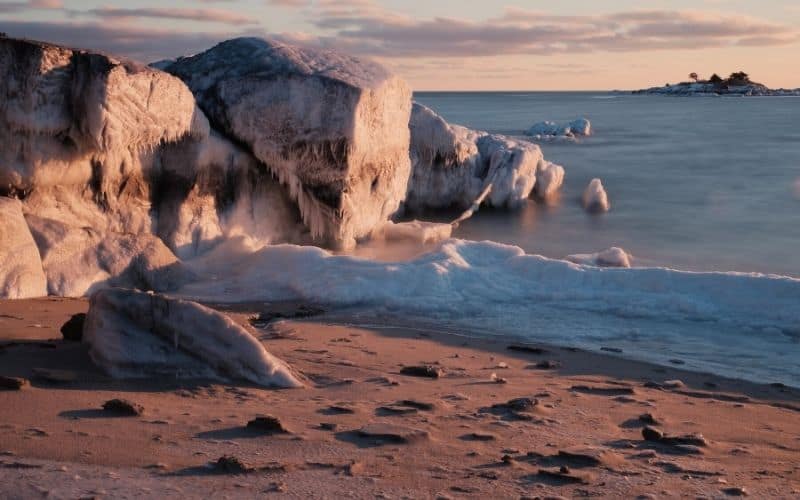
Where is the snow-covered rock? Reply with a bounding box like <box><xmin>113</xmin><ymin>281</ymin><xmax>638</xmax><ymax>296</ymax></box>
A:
<box><xmin>0</xmin><ymin>198</ymin><xmax>47</xmax><ymax>298</ymax></box>
<box><xmin>582</xmin><ymin>178</ymin><xmax>610</xmax><ymax>213</ymax></box>
<box><xmin>566</xmin><ymin>247</ymin><xmax>632</xmax><ymax>268</ymax></box>
<box><xmin>534</xmin><ymin>161</ymin><xmax>565</xmax><ymax>200</ymax></box>
<box><xmin>26</xmin><ymin>215</ymin><xmax>193</xmax><ymax>297</ymax></box>
<box><xmin>525</xmin><ymin>118</ymin><xmax>592</xmax><ymax>140</ymax></box>
<box><xmin>406</xmin><ymin>103</ymin><xmax>546</xmax><ymax>211</ymax></box>
<box><xmin>83</xmin><ymin>288</ymin><xmax>302</xmax><ymax>388</ymax></box>
<box><xmin>164</xmin><ymin>37</ymin><xmax>413</xmax><ymax>248</ymax></box>
<box><xmin>634</xmin><ymin>82</ymin><xmax>800</xmax><ymax>97</ymax></box>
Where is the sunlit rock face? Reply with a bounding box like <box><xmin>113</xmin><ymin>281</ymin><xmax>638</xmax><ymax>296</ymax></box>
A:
<box><xmin>0</xmin><ymin>37</ymin><xmax>305</xmax><ymax>294</ymax></box>
<box><xmin>0</xmin><ymin>198</ymin><xmax>47</xmax><ymax>299</ymax></box>
<box><xmin>405</xmin><ymin>103</ymin><xmax>547</xmax><ymax>212</ymax></box>
<box><xmin>164</xmin><ymin>37</ymin><xmax>413</xmax><ymax>248</ymax></box>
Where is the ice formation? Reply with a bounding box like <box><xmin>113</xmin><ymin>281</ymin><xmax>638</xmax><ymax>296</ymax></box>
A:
<box><xmin>534</xmin><ymin>161</ymin><xmax>565</xmax><ymax>200</ymax></box>
<box><xmin>0</xmin><ymin>198</ymin><xmax>47</xmax><ymax>298</ymax></box>
<box><xmin>525</xmin><ymin>118</ymin><xmax>592</xmax><ymax>140</ymax></box>
<box><xmin>582</xmin><ymin>178</ymin><xmax>610</xmax><ymax>213</ymax></box>
<box><xmin>164</xmin><ymin>38</ymin><xmax>413</xmax><ymax>248</ymax></box>
<box><xmin>83</xmin><ymin>288</ymin><xmax>303</xmax><ymax>388</ymax></box>
<box><xmin>566</xmin><ymin>247</ymin><xmax>632</xmax><ymax>268</ymax></box>
<box><xmin>406</xmin><ymin>103</ymin><xmax>551</xmax><ymax>211</ymax></box>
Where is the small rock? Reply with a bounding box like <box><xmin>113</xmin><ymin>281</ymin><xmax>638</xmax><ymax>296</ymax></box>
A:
<box><xmin>496</xmin><ymin>362</ymin><xmax>509</xmax><ymax>369</ymax></box>
<box><xmin>532</xmin><ymin>360</ymin><xmax>562</xmax><ymax>370</ymax></box>
<box><xmin>493</xmin><ymin>397</ymin><xmax>537</xmax><ymax>413</ymax></box>
<box><xmin>324</xmin><ymin>405</ymin><xmax>356</xmax><ymax>414</ymax></box>
<box><xmin>247</xmin><ymin>415</ymin><xmax>289</xmax><ymax>434</ymax></box>
<box><xmin>0</xmin><ymin>376</ymin><xmax>28</xmax><ymax>391</ymax></box>
<box><xmin>721</xmin><ymin>487</ymin><xmax>748</xmax><ymax>496</ymax></box>
<box><xmin>571</xmin><ymin>385</ymin><xmax>635</xmax><ymax>396</ymax></box>
<box><xmin>214</xmin><ymin>456</ymin><xmax>252</xmax><ymax>474</ymax></box>
<box><xmin>490</xmin><ymin>373</ymin><xmax>507</xmax><ymax>384</ymax></box>
<box><xmin>639</xmin><ymin>413</ymin><xmax>661</xmax><ymax>425</ymax></box>
<box><xmin>397</xmin><ymin>400</ymin><xmax>435</xmax><ymax>411</ymax></box>
<box><xmin>461</xmin><ymin>432</ymin><xmax>497</xmax><ymax>441</ymax></box>
<box><xmin>356</xmin><ymin>423</ymin><xmax>429</xmax><ymax>444</ymax></box>
<box><xmin>102</xmin><ymin>399</ymin><xmax>144</xmax><ymax>416</ymax></box>
<box><xmin>537</xmin><ymin>466</ymin><xmax>592</xmax><ymax>484</ymax></box>
<box><xmin>400</xmin><ymin>365</ymin><xmax>443</xmax><ymax>379</ymax></box>
<box><xmin>642</xmin><ymin>426</ymin><xmax>707</xmax><ymax>447</ymax></box>
<box><xmin>319</xmin><ymin>423</ymin><xmax>337</xmax><ymax>431</ymax></box>
<box><xmin>378</xmin><ymin>405</ymin><xmax>418</xmax><ymax>415</ymax></box>
<box><xmin>60</xmin><ymin>313</ymin><xmax>86</xmax><ymax>342</ymax></box>
<box><xmin>346</xmin><ymin>461</ymin><xmax>366</xmax><ymax>476</ymax></box>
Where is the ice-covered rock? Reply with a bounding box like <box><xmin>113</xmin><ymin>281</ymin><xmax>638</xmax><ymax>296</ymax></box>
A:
<box><xmin>26</xmin><ymin>215</ymin><xmax>193</xmax><ymax>297</ymax></box>
<box><xmin>534</xmin><ymin>161</ymin><xmax>565</xmax><ymax>200</ymax></box>
<box><xmin>83</xmin><ymin>288</ymin><xmax>302</xmax><ymax>388</ymax></box>
<box><xmin>566</xmin><ymin>247</ymin><xmax>632</xmax><ymax>268</ymax></box>
<box><xmin>0</xmin><ymin>198</ymin><xmax>47</xmax><ymax>298</ymax></box>
<box><xmin>164</xmin><ymin>37</ymin><xmax>413</xmax><ymax>248</ymax></box>
<box><xmin>406</xmin><ymin>103</ymin><xmax>545</xmax><ymax>211</ymax></box>
<box><xmin>525</xmin><ymin>118</ymin><xmax>592</xmax><ymax>140</ymax></box>
<box><xmin>374</xmin><ymin>220</ymin><xmax>453</xmax><ymax>245</ymax></box>
<box><xmin>582</xmin><ymin>178</ymin><xmax>610</xmax><ymax>213</ymax></box>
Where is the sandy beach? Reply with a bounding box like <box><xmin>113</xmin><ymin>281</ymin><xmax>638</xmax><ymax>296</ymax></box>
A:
<box><xmin>1</xmin><ymin>297</ymin><xmax>799</xmax><ymax>499</ymax></box>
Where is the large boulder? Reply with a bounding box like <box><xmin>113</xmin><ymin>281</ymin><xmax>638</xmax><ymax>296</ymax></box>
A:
<box><xmin>164</xmin><ymin>37</ymin><xmax>413</xmax><ymax>248</ymax></box>
<box><xmin>83</xmin><ymin>288</ymin><xmax>303</xmax><ymax>388</ymax></box>
<box><xmin>406</xmin><ymin>103</ymin><xmax>552</xmax><ymax>211</ymax></box>
<box><xmin>0</xmin><ymin>197</ymin><xmax>47</xmax><ymax>298</ymax></box>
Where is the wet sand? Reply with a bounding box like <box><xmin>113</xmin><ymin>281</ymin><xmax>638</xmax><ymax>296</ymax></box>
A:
<box><xmin>1</xmin><ymin>297</ymin><xmax>799</xmax><ymax>499</ymax></box>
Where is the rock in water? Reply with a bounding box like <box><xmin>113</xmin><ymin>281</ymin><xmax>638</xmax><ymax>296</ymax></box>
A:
<box><xmin>406</xmin><ymin>103</ymin><xmax>549</xmax><ymax>211</ymax></box>
<box><xmin>83</xmin><ymin>288</ymin><xmax>303</xmax><ymax>388</ymax></box>
<box><xmin>0</xmin><ymin>198</ymin><xmax>47</xmax><ymax>299</ymax></box>
<box><xmin>164</xmin><ymin>38</ymin><xmax>413</xmax><ymax>248</ymax></box>
<box><xmin>566</xmin><ymin>247</ymin><xmax>632</xmax><ymax>268</ymax></box>
<box><xmin>582</xmin><ymin>178</ymin><xmax>610</xmax><ymax>213</ymax></box>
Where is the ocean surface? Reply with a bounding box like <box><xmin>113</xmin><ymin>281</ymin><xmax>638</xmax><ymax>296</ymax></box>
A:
<box><xmin>413</xmin><ymin>92</ymin><xmax>800</xmax><ymax>278</ymax></box>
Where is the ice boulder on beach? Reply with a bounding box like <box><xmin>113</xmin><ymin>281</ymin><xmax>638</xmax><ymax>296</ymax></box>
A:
<box><xmin>83</xmin><ymin>288</ymin><xmax>303</xmax><ymax>388</ymax></box>
<box><xmin>526</xmin><ymin>118</ymin><xmax>592</xmax><ymax>140</ymax></box>
<box><xmin>406</xmin><ymin>103</ymin><xmax>545</xmax><ymax>211</ymax></box>
<box><xmin>582</xmin><ymin>178</ymin><xmax>610</xmax><ymax>213</ymax></box>
<box><xmin>0</xmin><ymin>198</ymin><xmax>47</xmax><ymax>299</ymax></box>
<box><xmin>534</xmin><ymin>161</ymin><xmax>565</xmax><ymax>200</ymax></box>
<box><xmin>566</xmin><ymin>247</ymin><xmax>632</xmax><ymax>268</ymax></box>
<box><xmin>164</xmin><ymin>37</ymin><xmax>413</xmax><ymax>248</ymax></box>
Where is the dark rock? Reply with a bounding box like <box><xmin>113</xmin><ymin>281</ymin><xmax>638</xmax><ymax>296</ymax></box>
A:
<box><xmin>247</xmin><ymin>415</ymin><xmax>289</xmax><ymax>434</ymax></box>
<box><xmin>214</xmin><ymin>455</ymin><xmax>252</xmax><ymax>474</ymax></box>
<box><xmin>507</xmin><ymin>345</ymin><xmax>548</xmax><ymax>355</ymax></box>
<box><xmin>721</xmin><ymin>487</ymin><xmax>748</xmax><ymax>496</ymax></box>
<box><xmin>400</xmin><ymin>365</ymin><xmax>443</xmax><ymax>378</ymax></box>
<box><xmin>600</xmin><ymin>347</ymin><xmax>623</xmax><ymax>353</ymax></box>
<box><xmin>60</xmin><ymin>313</ymin><xmax>86</xmax><ymax>341</ymax></box>
<box><xmin>397</xmin><ymin>400</ymin><xmax>435</xmax><ymax>411</ymax></box>
<box><xmin>356</xmin><ymin>423</ymin><xmax>429</xmax><ymax>444</ymax></box>
<box><xmin>378</xmin><ymin>405</ymin><xmax>418</xmax><ymax>416</ymax></box>
<box><xmin>642</xmin><ymin>426</ymin><xmax>707</xmax><ymax>447</ymax></box>
<box><xmin>461</xmin><ymin>432</ymin><xmax>497</xmax><ymax>441</ymax></box>
<box><xmin>642</xmin><ymin>426</ymin><xmax>664</xmax><ymax>441</ymax></box>
<box><xmin>0</xmin><ymin>376</ymin><xmax>28</xmax><ymax>390</ymax></box>
<box><xmin>102</xmin><ymin>399</ymin><xmax>144</xmax><ymax>416</ymax></box>
<box><xmin>532</xmin><ymin>360</ymin><xmax>562</xmax><ymax>370</ymax></box>
<box><xmin>639</xmin><ymin>413</ymin><xmax>660</xmax><ymax>425</ymax></box>
<box><xmin>571</xmin><ymin>385</ymin><xmax>635</xmax><ymax>396</ymax></box>
<box><xmin>319</xmin><ymin>423</ymin><xmax>337</xmax><ymax>431</ymax></box>
<box><xmin>323</xmin><ymin>405</ymin><xmax>356</xmax><ymax>415</ymax></box>
<box><xmin>668</xmin><ymin>359</ymin><xmax>685</xmax><ymax>365</ymax></box>
<box><xmin>495</xmin><ymin>397</ymin><xmax>537</xmax><ymax>412</ymax></box>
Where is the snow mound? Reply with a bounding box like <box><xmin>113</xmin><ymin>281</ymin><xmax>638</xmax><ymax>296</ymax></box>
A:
<box><xmin>566</xmin><ymin>247</ymin><xmax>632</xmax><ymax>268</ymax></box>
<box><xmin>0</xmin><ymin>198</ymin><xmax>47</xmax><ymax>299</ymax></box>
<box><xmin>582</xmin><ymin>178</ymin><xmax>610</xmax><ymax>213</ymax></box>
<box><xmin>165</xmin><ymin>37</ymin><xmax>413</xmax><ymax>248</ymax></box>
<box><xmin>83</xmin><ymin>288</ymin><xmax>302</xmax><ymax>388</ymax></box>
<box><xmin>525</xmin><ymin>118</ymin><xmax>592</xmax><ymax>140</ymax></box>
<box><xmin>406</xmin><ymin>103</ymin><xmax>547</xmax><ymax>211</ymax></box>
<box><xmin>178</xmin><ymin>239</ymin><xmax>800</xmax><ymax>341</ymax></box>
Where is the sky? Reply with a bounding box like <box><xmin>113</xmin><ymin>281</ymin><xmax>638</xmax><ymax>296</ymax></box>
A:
<box><xmin>1</xmin><ymin>0</ymin><xmax>799</xmax><ymax>90</ymax></box>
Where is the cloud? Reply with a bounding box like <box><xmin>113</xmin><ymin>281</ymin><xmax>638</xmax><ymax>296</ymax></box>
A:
<box><xmin>266</xmin><ymin>0</ymin><xmax>310</xmax><ymax>7</ymax></box>
<box><xmin>0</xmin><ymin>0</ymin><xmax>62</xmax><ymax>13</ymax></box>
<box><xmin>86</xmin><ymin>7</ymin><xmax>258</xmax><ymax>26</ymax></box>
<box><xmin>0</xmin><ymin>20</ymin><xmax>258</xmax><ymax>62</ymax></box>
<box><xmin>290</xmin><ymin>4</ymin><xmax>799</xmax><ymax>58</ymax></box>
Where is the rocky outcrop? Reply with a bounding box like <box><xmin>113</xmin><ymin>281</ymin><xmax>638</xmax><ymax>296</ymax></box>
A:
<box><xmin>405</xmin><ymin>103</ymin><xmax>556</xmax><ymax>212</ymax></box>
<box><xmin>83</xmin><ymin>288</ymin><xmax>303</xmax><ymax>388</ymax></box>
<box><xmin>164</xmin><ymin>37</ymin><xmax>413</xmax><ymax>248</ymax></box>
<box><xmin>0</xmin><ymin>198</ymin><xmax>47</xmax><ymax>298</ymax></box>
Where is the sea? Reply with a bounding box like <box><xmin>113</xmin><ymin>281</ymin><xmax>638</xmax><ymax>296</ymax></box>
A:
<box><xmin>413</xmin><ymin>91</ymin><xmax>800</xmax><ymax>278</ymax></box>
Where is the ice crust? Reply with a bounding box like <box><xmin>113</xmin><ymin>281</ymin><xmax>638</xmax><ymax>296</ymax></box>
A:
<box><xmin>0</xmin><ymin>198</ymin><xmax>47</xmax><ymax>298</ymax></box>
<box><xmin>525</xmin><ymin>118</ymin><xmax>592</xmax><ymax>140</ymax></box>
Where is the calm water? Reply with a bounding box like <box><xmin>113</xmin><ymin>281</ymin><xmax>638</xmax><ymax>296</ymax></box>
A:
<box><xmin>413</xmin><ymin>92</ymin><xmax>800</xmax><ymax>277</ymax></box>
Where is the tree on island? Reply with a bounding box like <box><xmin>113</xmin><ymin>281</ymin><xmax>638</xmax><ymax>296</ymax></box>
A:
<box><xmin>689</xmin><ymin>72</ymin><xmax>699</xmax><ymax>82</ymax></box>
<box><xmin>728</xmin><ymin>71</ymin><xmax>751</xmax><ymax>84</ymax></box>
<box><xmin>709</xmin><ymin>73</ymin><xmax>724</xmax><ymax>84</ymax></box>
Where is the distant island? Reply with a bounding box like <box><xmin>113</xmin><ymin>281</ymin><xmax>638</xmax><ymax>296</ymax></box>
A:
<box><xmin>633</xmin><ymin>72</ymin><xmax>800</xmax><ymax>96</ymax></box>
